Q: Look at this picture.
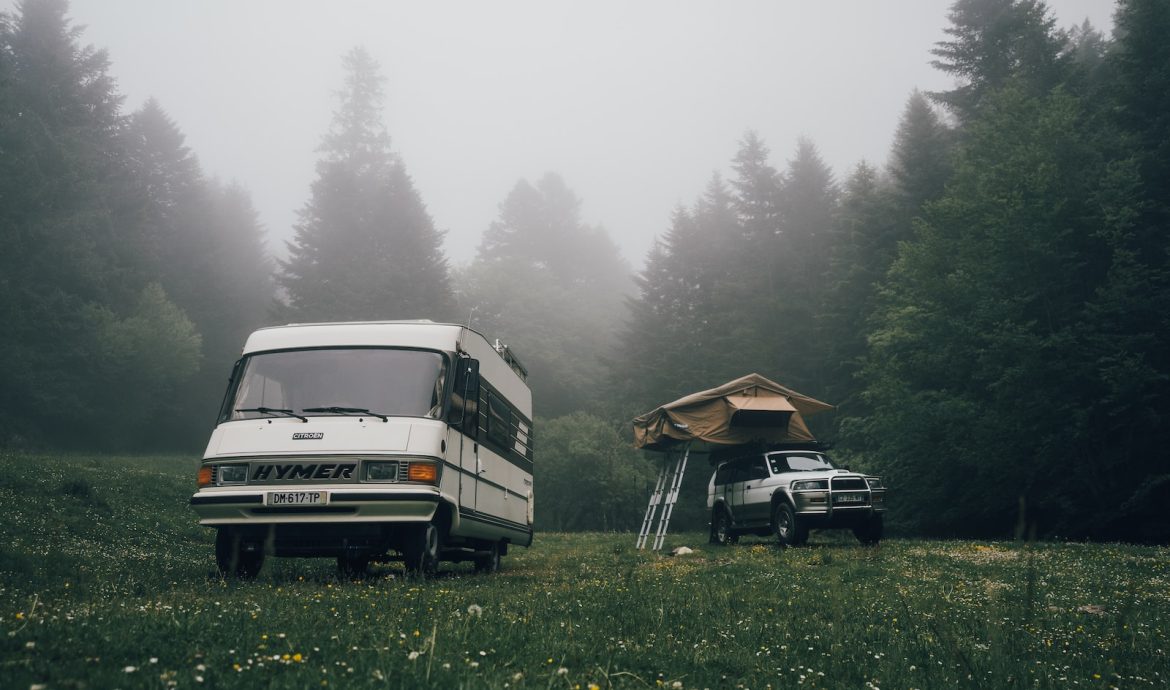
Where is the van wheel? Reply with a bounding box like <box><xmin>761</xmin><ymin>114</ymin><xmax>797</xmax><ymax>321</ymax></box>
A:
<box><xmin>474</xmin><ymin>541</ymin><xmax>501</xmax><ymax>574</ymax></box>
<box><xmin>709</xmin><ymin>507</ymin><xmax>738</xmax><ymax>545</ymax></box>
<box><xmin>215</xmin><ymin>528</ymin><xmax>264</xmax><ymax>579</ymax></box>
<box><xmin>336</xmin><ymin>554</ymin><xmax>369</xmax><ymax>578</ymax></box>
<box><xmin>403</xmin><ymin>522</ymin><xmax>441</xmax><ymax>577</ymax></box>
<box><xmin>773</xmin><ymin>502</ymin><xmax>802</xmax><ymax>548</ymax></box>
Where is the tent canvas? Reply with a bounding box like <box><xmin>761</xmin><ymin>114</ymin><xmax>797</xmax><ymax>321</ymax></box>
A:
<box><xmin>631</xmin><ymin>373</ymin><xmax>833</xmax><ymax>451</ymax></box>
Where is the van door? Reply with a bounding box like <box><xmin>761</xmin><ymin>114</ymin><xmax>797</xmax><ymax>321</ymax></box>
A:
<box><xmin>448</xmin><ymin>358</ymin><xmax>480</xmax><ymax>514</ymax></box>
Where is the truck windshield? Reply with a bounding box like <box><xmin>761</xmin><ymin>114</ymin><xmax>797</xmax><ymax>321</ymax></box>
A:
<box><xmin>768</xmin><ymin>452</ymin><xmax>834</xmax><ymax>473</ymax></box>
<box><xmin>221</xmin><ymin>348</ymin><xmax>446</xmax><ymax>423</ymax></box>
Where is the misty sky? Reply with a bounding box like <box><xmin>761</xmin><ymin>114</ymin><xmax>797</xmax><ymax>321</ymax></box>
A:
<box><xmin>18</xmin><ymin>0</ymin><xmax>1115</xmax><ymax>267</ymax></box>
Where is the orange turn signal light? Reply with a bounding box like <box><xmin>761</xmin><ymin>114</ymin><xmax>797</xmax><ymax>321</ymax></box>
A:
<box><xmin>407</xmin><ymin>462</ymin><xmax>438</xmax><ymax>483</ymax></box>
<box><xmin>197</xmin><ymin>466</ymin><xmax>213</xmax><ymax>487</ymax></box>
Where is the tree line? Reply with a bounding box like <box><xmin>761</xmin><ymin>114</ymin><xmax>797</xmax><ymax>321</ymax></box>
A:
<box><xmin>2</xmin><ymin>0</ymin><xmax>1167</xmax><ymax>541</ymax></box>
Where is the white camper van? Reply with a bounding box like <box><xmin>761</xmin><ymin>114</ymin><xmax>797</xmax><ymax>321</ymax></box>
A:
<box><xmin>189</xmin><ymin>321</ymin><xmax>533</xmax><ymax>577</ymax></box>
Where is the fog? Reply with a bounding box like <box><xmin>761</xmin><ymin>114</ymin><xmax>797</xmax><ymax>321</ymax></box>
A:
<box><xmin>33</xmin><ymin>0</ymin><xmax>1113</xmax><ymax>266</ymax></box>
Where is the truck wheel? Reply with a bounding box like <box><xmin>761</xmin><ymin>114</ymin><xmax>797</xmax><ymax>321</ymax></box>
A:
<box><xmin>773</xmin><ymin>502</ymin><xmax>802</xmax><ymax>548</ymax></box>
<box><xmin>853</xmin><ymin>515</ymin><xmax>884</xmax><ymax>546</ymax></box>
<box><xmin>474</xmin><ymin>541</ymin><xmax>501</xmax><ymax>574</ymax></box>
<box><xmin>403</xmin><ymin>522</ymin><xmax>441</xmax><ymax>577</ymax></box>
<box><xmin>215</xmin><ymin>528</ymin><xmax>264</xmax><ymax>579</ymax></box>
<box><xmin>336</xmin><ymin>555</ymin><xmax>369</xmax><ymax>578</ymax></box>
<box><xmin>709</xmin><ymin>507</ymin><xmax>738</xmax><ymax>545</ymax></box>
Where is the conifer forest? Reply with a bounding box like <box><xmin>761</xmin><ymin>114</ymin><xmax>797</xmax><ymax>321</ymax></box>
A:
<box><xmin>2</xmin><ymin>0</ymin><xmax>1168</xmax><ymax>542</ymax></box>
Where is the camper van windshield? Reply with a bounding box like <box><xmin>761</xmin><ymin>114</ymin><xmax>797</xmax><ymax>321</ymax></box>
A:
<box><xmin>223</xmin><ymin>348</ymin><xmax>446</xmax><ymax>423</ymax></box>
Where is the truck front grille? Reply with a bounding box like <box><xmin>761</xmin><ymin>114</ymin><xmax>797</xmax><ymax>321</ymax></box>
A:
<box><xmin>831</xmin><ymin>477</ymin><xmax>867</xmax><ymax>490</ymax></box>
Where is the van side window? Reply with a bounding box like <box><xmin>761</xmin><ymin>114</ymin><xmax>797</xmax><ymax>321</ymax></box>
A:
<box><xmin>486</xmin><ymin>391</ymin><xmax>512</xmax><ymax>448</ymax></box>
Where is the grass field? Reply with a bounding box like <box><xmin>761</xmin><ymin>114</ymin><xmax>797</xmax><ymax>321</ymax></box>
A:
<box><xmin>1</xmin><ymin>453</ymin><xmax>1167</xmax><ymax>690</ymax></box>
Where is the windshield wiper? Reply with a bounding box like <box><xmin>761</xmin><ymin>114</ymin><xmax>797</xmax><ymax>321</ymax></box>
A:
<box><xmin>235</xmin><ymin>407</ymin><xmax>308</xmax><ymax>422</ymax></box>
<box><xmin>302</xmin><ymin>406</ymin><xmax>389</xmax><ymax>422</ymax></box>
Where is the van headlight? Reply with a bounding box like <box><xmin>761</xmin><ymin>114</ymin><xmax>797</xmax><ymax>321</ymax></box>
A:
<box><xmin>218</xmin><ymin>464</ymin><xmax>247</xmax><ymax>485</ymax></box>
<box><xmin>365</xmin><ymin>461</ymin><xmax>401</xmax><ymax>482</ymax></box>
<box><xmin>791</xmin><ymin>479</ymin><xmax>828</xmax><ymax>491</ymax></box>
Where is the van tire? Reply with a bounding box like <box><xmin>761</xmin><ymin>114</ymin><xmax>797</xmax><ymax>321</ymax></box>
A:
<box><xmin>215</xmin><ymin>528</ymin><xmax>264</xmax><ymax>579</ymax></box>
<box><xmin>336</xmin><ymin>554</ymin><xmax>369</xmax><ymax>578</ymax></box>
<box><xmin>474</xmin><ymin>541</ymin><xmax>501</xmax><ymax>574</ymax></box>
<box><xmin>403</xmin><ymin>522</ymin><xmax>441</xmax><ymax>577</ymax></box>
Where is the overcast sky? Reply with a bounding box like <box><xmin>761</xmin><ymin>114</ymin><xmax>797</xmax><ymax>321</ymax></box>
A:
<box><xmin>19</xmin><ymin>0</ymin><xmax>1116</xmax><ymax>268</ymax></box>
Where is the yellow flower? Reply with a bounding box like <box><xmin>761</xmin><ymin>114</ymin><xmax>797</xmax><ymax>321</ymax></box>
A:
<box><xmin>294</xmin><ymin>653</ymin><xmax>303</xmax><ymax>662</ymax></box>
<box><xmin>14</xmin><ymin>612</ymin><xmax>24</xmax><ymax>620</ymax></box>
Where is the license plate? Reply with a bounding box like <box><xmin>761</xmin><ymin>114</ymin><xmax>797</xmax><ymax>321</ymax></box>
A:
<box><xmin>266</xmin><ymin>491</ymin><xmax>328</xmax><ymax>506</ymax></box>
<box><xmin>835</xmin><ymin>493</ymin><xmax>865</xmax><ymax>504</ymax></box>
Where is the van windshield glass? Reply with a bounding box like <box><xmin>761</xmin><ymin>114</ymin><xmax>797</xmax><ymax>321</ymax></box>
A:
<box><xmin>223</xmin><ymin>348</ymin><xmax>446</xmax><ymax>423</ymax></box>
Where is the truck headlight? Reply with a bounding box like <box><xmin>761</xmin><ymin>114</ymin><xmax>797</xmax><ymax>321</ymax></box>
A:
<box><xmin>866</xmin><ymin>477</ymin><xmax>883</xmax><ymax>489</ymax></box>
<box><xmin>792</xmin><ymin>479</ymin><xmax>828</xmax><ymax>491</ymax></box>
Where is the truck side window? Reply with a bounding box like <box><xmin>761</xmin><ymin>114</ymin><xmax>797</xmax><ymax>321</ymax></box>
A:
<box><xmin>750</xmin><ymin>460</ymin><xmax>769</xmax><ymax>480</ymax></box>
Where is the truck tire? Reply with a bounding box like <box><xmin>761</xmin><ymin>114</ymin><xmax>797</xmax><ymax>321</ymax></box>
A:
<box><xmin>709</xmin><ymin>507</ymin><xmax>738</xmax><ymax>545</ymax></box>
<box><xmin>853</xmin><ymin>515</ymin><xmax>884</xmax><ymax>546</ymax></box>
<box><xmin>773</xmin><ymin>502</ymin><xmax>802</xmax><ymax>548</ymax></box>
<box><xmin>215</xmin><ymin>528</ymin><xmax>264</xmax><ymax>579</ymax></box>
<box><xmin>403</xmin><ymin>522</ymin><xmax>441</xmax><ymax>577</ymax></box>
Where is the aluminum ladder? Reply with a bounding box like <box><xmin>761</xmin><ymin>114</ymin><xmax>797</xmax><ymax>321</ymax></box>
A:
<box><xmin>636</xmin><ymin>444</ymin><xmax>691</xmax><ymax>550</ymax></box>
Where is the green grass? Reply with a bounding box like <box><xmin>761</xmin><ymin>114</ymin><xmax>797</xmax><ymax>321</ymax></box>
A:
<box><xmin>1</xmin><ymin>452</ymin><xmax>1167</xmax><ymax>689</ymax></box>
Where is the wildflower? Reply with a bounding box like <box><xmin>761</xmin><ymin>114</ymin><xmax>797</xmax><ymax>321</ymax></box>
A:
<box><xmin>25</xmin><ymin>641</ymin><xmax>35</xmax><ymax>650</ymax></box>
<box><xmin>408</xmin><ymin>651</ymin><xmax>420</xmax><ymax>661</ymax></box>
<box><xmin>294</xmin><ymin>653</ymin><xmax>303</xmax><ymax>662</ymax></box>
<box><xmin>514</xmin><ymin>673</ymin><xmax>525</xmax><ymax>682</ymax></box>
<box><xmin>124</xmin><ymin>666</ymin><xmax>138</xmax><ymax>673</ymax></box>
<box><xmin>468</xmin><ymin>603</ymin><xmax>484</xmax><ymax>618</ymax></box>
<box><xmin>558</xmin><ymin>667</ymin><xmax>569</xmax><ymax>676</ymax></box>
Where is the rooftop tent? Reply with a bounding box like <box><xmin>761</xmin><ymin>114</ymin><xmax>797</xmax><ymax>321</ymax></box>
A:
<box><xmin>631</xmin><ymin>373</ymin><xmax>833</xmax><ymax>451</ymax></box>
<box><xmin>632</xmin><ymin>374</ymin><xmax>833</xmax><ymax>550</ymax></box>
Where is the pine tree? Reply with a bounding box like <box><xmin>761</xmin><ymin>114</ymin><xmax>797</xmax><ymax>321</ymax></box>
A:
<box><xmin>0</xmin><ymin>0</ymin><xmax>200</xmax><ymax>448</ymax></box>
<box><xmin>278</xmin><ymin>47</ymin><xmax>454</xmax><ymax>322</ymax></box>
<box><xmin>461</xmin><ymin>173</ymin><xmax>631</xmax><ymax>416</ymax></box>
<box><xmin>930</xmin><ymin>0</ymin><xmax>1070</xmax><ymax>124</ymax></box>
<box><xmin>887</xmin><ymin>91</ymin><xmax>953</xmax><ymax>213</ymax></box>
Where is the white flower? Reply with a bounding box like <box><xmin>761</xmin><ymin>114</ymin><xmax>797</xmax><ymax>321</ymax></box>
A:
<box><xmin>467</xmin><ymin>604</ymin><xmax>483</xmax><ymax>618</ymax></box>
<box><xmin>408</xmin><ymin>651</ymin><xmax>420</xmax><ymax>661</ymax></box>
<box><xmin>123</xmin><ymin>666</ymin><xmax>138</xmax><ymax>673</ymax></box>
<box><xmin>557</xmin><ymin>667</ymin><xmax>569</xmax><ymax>676</ymax></box>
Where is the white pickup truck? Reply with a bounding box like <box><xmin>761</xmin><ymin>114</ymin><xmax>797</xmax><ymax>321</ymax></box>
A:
<box><xmin>707</xmin><ymin>446</ymin><xmax>886</xmax><ymax>546</ymax></box>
